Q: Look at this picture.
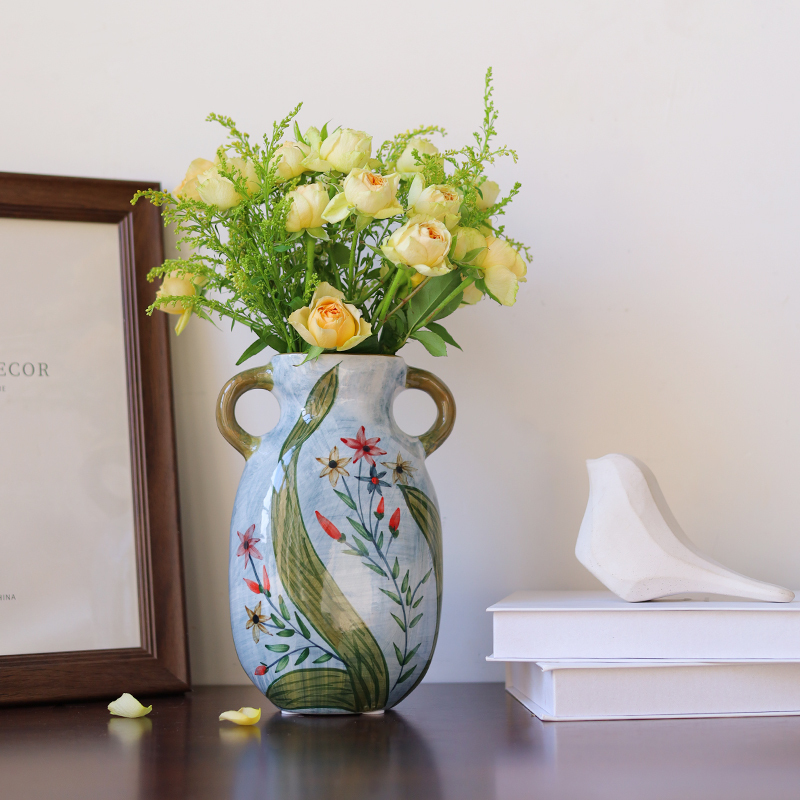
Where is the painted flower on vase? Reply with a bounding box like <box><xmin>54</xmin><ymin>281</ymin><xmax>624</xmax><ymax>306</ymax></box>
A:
<box><xmin>245</xmin><ymin>602</ymin><xmax>270</xmax><ymax>643</ymax></box>
<box><xmin>389</xmin><ymin>508</ymin><xmax>401</xmax><ymax>536</ymax></box>
<box><xmin>315</xmin><ymin>446</ymin><xmax>352</xmax><ymax>487</ymax></box>
<box><xmin>341</xmin><ymin>426</ymin><xmax>387</xmax><ymax>465</ymax></box>
<box><xmin>356</xmin><ymin>464</ymin><xmax>391</xmax><ymax>496</ymax></box>
<box><xmin>375</xmin><ymin>497</ymin><xmax>385</xmax><ymax>520</ymax></box>
<box><xmin>381</xmin><ymin>453</ymin><xmax>417</xmax><ymax>485</ymax></box>
<box><xmin>237</xmin><ymin>524</ymin><xmax>262</xmax><ymax>567</ymax></box>
<box><xmin>316</xmin><ymin>511</ymin><xmax>343</xmax><ymax>541</ymax></box>
<box><xmin>254</xmin><ymin>665</ymin><xmax>268</xmax><ymax>676</ymax></box>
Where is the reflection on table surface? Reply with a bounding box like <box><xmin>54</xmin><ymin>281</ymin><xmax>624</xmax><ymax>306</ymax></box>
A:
<box><xmin>2</xmin><ymin>683</ymin><xmax>800</xmax><ymax>800</ymax></box>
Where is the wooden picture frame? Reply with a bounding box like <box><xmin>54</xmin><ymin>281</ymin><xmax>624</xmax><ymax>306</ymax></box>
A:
<box><xmin>0</xmin><ymin>172</ymin><xmax>190</xmax><ymax>705</ymax></box>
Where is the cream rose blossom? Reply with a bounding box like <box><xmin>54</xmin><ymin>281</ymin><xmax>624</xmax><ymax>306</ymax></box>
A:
<box><xmin>288</xmin><ymin>282</ymin><xmax>372</xmax><ymax>351</ymax></box>
<box><xmin>156</xmin><ymin>273</ymin><xmax>196</xmax><ymax>315</ymax></box>
<box><xmin>451</xmin><ymin>226</ymin><xmax>488</xmax><ymax>266</ymax></box>
<box><xmin>322</xmin><ymin>169</ymin><xmax>402</xmax><ymax>223</ymax></box>
<box><xmin>271</xmin><ymin>141</ymin><xmax>310</xmax><ymax>180</ymax></box>
<box><xmin>175</xmin><ymin>158</ymin><xmax>215</xmax><ymax>201</ymax></box>
<box><xmin>476</xmin><ymin>179</ymin><xmax>500</xmax><ymax>211</ymax></box>
<box><xmin>381</xmin><ymin>216</ymin><xmax>453</xmax><ymax>277</ymax></box>
<box><xmin>481</xmin><ymin>236</ymin><xmax>527</xmax><ymax>306</ymax></box>
<box><xmin>396</xmin><ymin>137</ymin><xmax>440</xmax><ymax>176</ymax></box>
<box><xmin>408</xmin><ymin>178</ymin><xmax>461</xmax><ymax>230</ymax></box>
<box><xmin>196</xmin><ymin>158</ymin><xmax>259</xmax><ymax>210</ymax></box>
<box><xmin>285</xmin><ymin>183</ymin><xmax>329</xmax><ymax>232</ymax></box>
<box><xmin>317</xmin><ymin>128</ymin><xmax>372</xmax><ymax>173</ymax></box>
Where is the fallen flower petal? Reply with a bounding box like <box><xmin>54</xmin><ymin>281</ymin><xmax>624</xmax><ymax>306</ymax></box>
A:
<box><xmin>219</xmin><ymin>707</ymin><xmax>262</xmax><ymax>726</ymax></box>
<box><xmin>108</xmin><ymin>693</ymin><xmax>152</xmax><ymax>718</ymax></box>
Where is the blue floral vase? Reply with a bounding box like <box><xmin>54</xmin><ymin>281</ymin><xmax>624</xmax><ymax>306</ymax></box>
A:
<box><xmin>216</xmin><ymin>354</ymin><xmax>455</xmax><ymax>714</ymax></box>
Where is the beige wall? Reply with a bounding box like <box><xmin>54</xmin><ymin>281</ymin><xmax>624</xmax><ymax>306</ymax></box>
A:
<box><xmin>4</xmin><ymin>0</ymin><xmax>800</xmax><ymax>683</ymax></box>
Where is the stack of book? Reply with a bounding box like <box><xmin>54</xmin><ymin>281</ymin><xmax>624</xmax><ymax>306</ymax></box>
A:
<box><xmin>487</xmin><ymin>590</ymin><xmax>800</xmax><ymax>721</ymax></box>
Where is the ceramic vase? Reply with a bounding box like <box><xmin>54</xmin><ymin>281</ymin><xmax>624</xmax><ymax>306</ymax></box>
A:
<box><xmin>216</xmin><ymin>354</ymin><xmax>455</xmax><ymax>714</ymax></box>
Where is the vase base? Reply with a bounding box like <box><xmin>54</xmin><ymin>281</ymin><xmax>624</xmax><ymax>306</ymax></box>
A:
<box><xmin>280</xmin><ymin>710</ymin><xmax>300</xmax><ymax>716</ymax></box>
<box><xmin>362</xmin><ymin>710</ymin><xmax>385</xmax><ymax>716</ymax></box>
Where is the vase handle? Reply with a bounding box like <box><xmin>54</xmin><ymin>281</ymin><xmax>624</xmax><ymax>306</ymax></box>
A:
<box><xmin>405</xmin><ymin>367</ymin><xmax>456</xmax><ymax>457</ymax></box>
<box><xmin>216</xmin><ymin>364</ymin><xmax>275</xmax><ymax>460</ymax></box>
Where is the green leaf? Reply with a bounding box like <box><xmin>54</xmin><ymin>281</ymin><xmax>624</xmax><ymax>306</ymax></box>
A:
<box><xmin>313</xmin><ymin>653</ymin><xmax>333</xmax><ymax>664</ymax></box>
<box><xmin>412</xmin><ymin>595</ymin><xmax>424</xmax><ymax>609</ymax></box>
<box><xmin>409</xmin><ymin>613</ymin><xmax>423</xmax><ymax>628</ymax></box>
<box><xmin>298</xmin><ymin>345</ymin><xmax>325</xmax><ymax>365</ymax></box>
<box><xmin>460</xmin><ymin>246</ymin><xmax>486</xmax><ymax>265</ymax></box>
<box><xmin>352</xmin><ymin>537</ymin><xmax>369</xmax><ymax>556</ymax></box>
<box><xmin>342</xmin><ymin>548</ymin><xmax>364</xmax><ymax>556</ymax></box>
<box><xmin>404</xmin><ymin>643</ymin><xmax>421</xmax><ymax>665</ymax></box>
<box><xmin>277</xmin><ymin>629</ymin><xmax>295</xmax><ymax>638</ymax></box>
<box><xmin>410</xmin><ymin>330</ymin><xmax>447</xmax><ymax>357</ymax></box>
<box><xmin>425</xmin><ymin>322</ymin><xmax>462</xmax><ymax>351</ymax></box>
<box><xmin>307</xmin><ymin>226</ymin><xmax>330</xmax><ymax>241</ymax></box>
<box><xmin>406</xmin><ymin>588</ymin><xmax>412</xmax><ymax>605</ymax></box>
<box><xmin>270</xmin><ymin>613</ymin><xmax>286</xmax><ymax>629</ymax></box>
<box><xmin>293</xmin><ymin>120</ymin><xmax>307</xmax><ymax>145</ymax></box>
<box><xmin>392</xmin><ymin>557</ymin><xmax>400</xmax><ymax>579</ymax></box>
<box><xmin>377</xmin><ymin>532</ymin><xmax>384</xmax><ymax>550</ymax></box>
<box><xmin>354</xmin><ymin>213</ymin><xmax>372</xmax><ymax>233</ymax></box>
<box><xmin>275</xmin><ymin>655</ymin><xmax>290</xmax><ymax>672</ymax></box>
<box><xmin>295</xmin><ymin>614</ymin><xmax>311</xmax><ymax>639</ymax></box>
<box><xmin>272</xmin><ymin>243</ymin><xmax>295</xmax><ymax>252</ymax></box>
<box><xmin>380</xmin><ymin>588</ymin><xmax>402</xmax><ymax>605</ymax></box>
<box><xmin>267</xmin><ymin>667</ymin><xmax>354</xmax><ymax>712</ymax></box>
<box><xmin>401</xmin><ymin>571</ymin><xmax>409</xmax><ymax>594</ymax></box>
<box><xmin>335</xmin><ymin>490</ymin><xmax>357</xmax><ymax>510</ymax></box>
<box><xmin>289</xmin><ymin>296</ymin><xmax>307</xmax><ymax>310</ymax></box>
<box><xmin>331</xmin><ymin>243</ymin><xmax>350</xmax><ymax>266</ymax></box>
<box><xmin>236</xmin><ymin>334</ymin><xmax>285</xmax><ymax>365</ymax></box>
<box><xmin>347</xmin><ymin>518</ymin><xmax>372</xmax><ymax>540</ymax></box>
<box><xmin>397</xmin><ymin>665</ymin><xmax>417</xmax><ymax>684</ymax></box>
<box><xmin>363</xmin><ymin>562</ymin><xmax>387</xmax><ymax>578</ymax></box>
<box><xmin>265</xmin><ymin>643</ymin><xmax>290</xmax><ymax>653</ymax></box>
<box><xmin>394</xmin><ymin>643</ymin><xmax>404</xmax><ymax>665</ymax></box>
<box><xmin>295</xmin><ymin>648</ymin><xmax>310</xmax><ymax>665</ymax></box>
<box><xmin>320</xmin><ymin>121</ymin><xmax>329</xmax><ymax>140</ymax></box>
<box><xmin>420</xmin><ymin>568</ymin><xmax>433</xmax><ymax>585</ymax></box>
<box><xmin>279</xmin><ymin>596</ymin><xmax>291</xmax><ymax>621</ymax></box>
<box><xmin>406</xmin><ymin>270</ymin><xmax>463</xmax><ymax>330</ymax></box>
<box><xmin>391</xmin><ymin>613</ymin><xmax>406</xmax><ymax>632</ymax></box>
<box><xmin>447</xmin><ymin>233</ymin><xmax>458</xmax><ymax>260</ymax></box>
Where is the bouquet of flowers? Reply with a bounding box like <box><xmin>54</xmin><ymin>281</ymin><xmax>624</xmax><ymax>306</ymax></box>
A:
<box><xmin>134</xmin><ymin>69</ymin><xmax>530</xmax><ymax>364</ymax></box>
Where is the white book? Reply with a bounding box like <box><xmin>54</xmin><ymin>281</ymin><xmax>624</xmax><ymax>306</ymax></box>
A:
<box><xmin>499</xmin><ymin>659</ymin><xmax>800</xmax><ymax>721</ymax></box>
<box><xmin>488</xmin><ymin>590</ymin><xmax>800</xmax><ymax>660</ymax></box>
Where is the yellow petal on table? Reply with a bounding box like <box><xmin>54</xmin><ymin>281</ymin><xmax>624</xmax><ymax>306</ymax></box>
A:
<box><xmin>219</xmin><ymin>707</ymin><xmax>262</xmax><ymax>726</ymax></box>
<box><xmin>108</xmin><ymin>693</ymin><xmax>152</xmax><ymax>718</ymax></box>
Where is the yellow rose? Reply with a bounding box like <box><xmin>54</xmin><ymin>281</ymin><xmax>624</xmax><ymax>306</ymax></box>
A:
<box><xmin>271</xmin><ymin>141</ymin><xmax>311</xmax><ymax>180</ymax></box>
<box><xmin>156</xmin><ymin>273</ymin><xmax>196</xmax><ymax>315</ymax></box>
<box><xmin>285</xmin><ymin>183</ymin><xmax>329</xmax><ymax>232</ymax></box>
<box><xmin>481</xmin><ymin>236</ymin><xmax>527</xmax><ymax>306</ymax></box>
<box><xmin>381</xmin><ymin>215</ymin><xmax>452</xmax><ymax>277</ymax></box>
<box><xmin>396</xmin><ymin>137</ymin><xmax>440</xmax><ymax>176</ymax></box>
<box><xmin>408</xmin><ymin>178</ymin><xmax>461</xmax><ymax>230</ymax></box>
<box><xmin>460</xmin><ymin>282</ymin><xmax>484</xmax><ymax>306</ymax></box>
<box><xmin>452</xmin><ymin>227</ymin><xmax>487</xmax><ymax>266</ymax></box>
<box><xmin>476</xmin><ymin>179</ymin><xmax>500</xmax><ymax>211</ymax></box>
<box><xmin>175</xmin><ymin>158</ymin><xmax>215</xmax><ymax>201</ymax></box>
<box><xmin>318</xmin><ymin>128</ymin><xmax>372</xmax><ymax>173</ymax></box>
<box><xmin>196</xmin><ymin>158</ymin><xmax>259</xmax><ymax>210</ymax></box>
<box><xmin>322</xmin><ymin>169</ymin><xmax>402</xmax><ymax>223</ymax></box>
<box><xmin>288</xmin><ymin>282</ymin><xmax>372</xmax><ymax>351</ymax></box>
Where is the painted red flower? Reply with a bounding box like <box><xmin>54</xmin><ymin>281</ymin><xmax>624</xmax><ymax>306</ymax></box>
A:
<box><xmin>244</xmin><ymin>578</ymin><xmax>260</xmax><ymax>594</ymax></box>
<box><xmin>375</xmin><ymin>497</ymin><xmax>385</xmax><ymax>520</ymax></box>
<box><xmin>254</xmin><ymin>665</ymin><xmax>267</xmax><ymax>676</ymax></box>
<box><xmin>316</xmin><ymin>511</ymin><xmax>342</xmax><ymax>541</ymax></box>
<box><xmin>262</xmin><ymin>565</ymin><xmax>270</xmax><ymax>594</ymax></box>
<box><xmin>237</xmin><ymin>524</ymin><xmax>263</xmax><ymax>567</ymax></box>
<box><xmin>340</xmin><ymin>426</ymin><xmax>387</xmax><ymax>466</ymax></box>
<box><xmin>389</xmin><ymin>508</ymin><xmax>401</xmax><ymax>535</ymax></box>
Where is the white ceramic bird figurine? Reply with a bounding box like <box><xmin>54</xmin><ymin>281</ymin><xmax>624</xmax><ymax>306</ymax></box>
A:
<box><xmin>575</xmin><ymin>453</ymin><xmax>794</xmax><ymax>603</ymax></box>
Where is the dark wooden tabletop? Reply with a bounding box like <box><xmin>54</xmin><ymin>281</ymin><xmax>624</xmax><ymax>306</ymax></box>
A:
<box><xmin>2</xmin><ymin>682</ymin><xmax>800</xmax><ymax>799</ymax></box>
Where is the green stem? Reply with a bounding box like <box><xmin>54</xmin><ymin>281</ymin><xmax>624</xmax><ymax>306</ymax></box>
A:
<box><xmin>348</xmin><ymin>232</ymin><xmax>360</xmax><ymax>291</ymax></box>
<box><xmin>383</xmin><ymin>277</ymin><xmax>430</xmax><ymax>323</ymax></box>
<box><xmin>373</xmin><ymin>267</ymin><xmax>404</xmax><ymax>327</ymax></box>
<box><xmin>304</xmin><ymin>234</ymin><xmax>315</xmax><ymax>292</ymax></box>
